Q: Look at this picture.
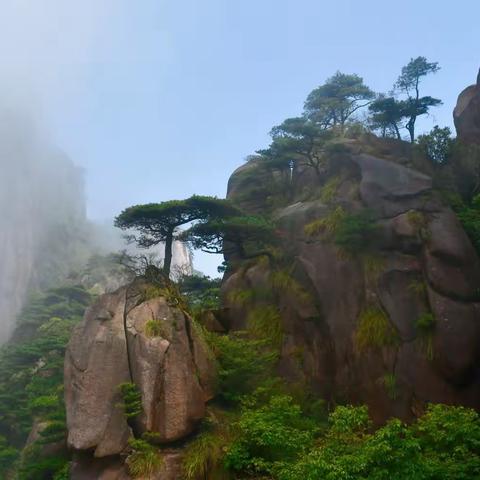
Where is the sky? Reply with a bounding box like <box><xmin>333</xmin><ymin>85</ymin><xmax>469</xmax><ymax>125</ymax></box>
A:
<box><xmin>0</xmin><ymin>0</ymin><xmax>478</xmax><ymax>275</ymax></box>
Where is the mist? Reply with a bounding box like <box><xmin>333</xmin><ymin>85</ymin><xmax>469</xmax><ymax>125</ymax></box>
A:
<box><xmin>0</xmin><ymin>1</ymin><xmax>138</xmax><ymax>343</ymax></box>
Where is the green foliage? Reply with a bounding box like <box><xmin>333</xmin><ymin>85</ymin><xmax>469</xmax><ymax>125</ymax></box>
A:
<box><xmin>368</xmin><ymin>95</ymin><xmax>404</xmax><ymax>139</ymax></box>
<box><xmin>456</xmin><ymin>194</ymin><xmax>480</xmax><ymax>254</ymax></box>
<box><xmin>247</xmin><ymin>305</ymin><xmax>283</xmax><ymax>349</ymax></box>
<box><xmin>0</xmin><ymin>285</ymin><xmax>90</xmax><ymax>478</ymax></box>
<box><xmin>179</xmin><ymin>274</ymin><xmax>222</xmax><ymax>312</ymax></box>
<box><xmin>126</xmin><ymin>438</ymin><xmax>163</xmax><ymax>478</ymax></box>
<box><xmin>320</xmin><ymin>175</ymin><xmax>342</xmax><ymax>204</ymax></box>
<box><xmin>144</xmin><ymin>319</ymin><xmax>165</xmax><ymax>338</ymax></box>
<box><xmin>408</xmin><ymin>278</ymin><xmax>427</xmax><ymax>296</ymax></box>
<box><xmin>205</xmin><ymin>332</ymin><xmax>277</xmax><ymax>403</ymax></box>
<box><xmin>416</xmin><ymin>312</ymin><xmax>436</xmax><ymax>360</ymax></box>
<box><xmin>119</xmin><ymin>382</ymin><xmax>143</xmax><ymax>419</ymax></box>
<box><xmin>304</xmin><ymin>72</ymin><xmax>375</xmax><ymax>128</ymax></box>
<box><xmin>395</xmin><ymin>56</ymin><xmax>442</xmax><ymax>142</ymax></box>
<box><xmin>183</xmin><ymin>430</ymin><xmax>228</xmax><ymax>480</ymax></box>
<box><xmin>356</xmin><ymin>306</ymin><xmax>398</xmax><ymax>352</ymax></box>
<box><xmin>333</xmin><ymin>210</ymin><xmax>377</xmax><ymax>254</ymax></box>
<box><xmin>115</xmin><ymin>195</ymin><xmax>239</xmax><ymax>275</ymax></box>
<box><xmin>182</xmin><ymin>215</ymin><xmax>276</xmax><ymax>261</ymax></box>
<box><xmin>304</xmin><ymin>206</ymin><xmax>346</xmax><ymax>238</ymax></box>
<box><xmin>224</xmin><ymin>395</ymin><xmax>318</xmax><ymax>475</ymax></box>
<box><xmin>417</xmin><ymin>126</ymin><xmax>454</xmax><ymax>164</ymax></box>
<box><xmin>378</xmin><ymin>373</ymin><xmax>398</xmax><ymax>400</ymax></box>
<box><xmin>276</xmin><ymin>404</ymin><xmax>480</xmax><ymax>480</ymax></box>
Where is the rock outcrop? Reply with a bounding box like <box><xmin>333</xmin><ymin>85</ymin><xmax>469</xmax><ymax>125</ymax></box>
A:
<box><xmin>223</xmin><ymin>136</ymin><xmax>480</xmax><ymax>424</ymax></box>
<box><xmin>454</xmin><ymin>69</ymin><xmax>480</xmax><ymax>144</ymax></box>
<box><xmin>65</xmin><ymin>279</ymin><xmax>215</xmax><ymax>478</ymax></box>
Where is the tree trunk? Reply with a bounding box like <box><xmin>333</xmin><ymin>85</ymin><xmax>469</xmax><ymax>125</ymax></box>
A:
<box><xmin>163</xmin><ymin>229</ymin><xmax>174</xmax><ymax>277</ymax></box>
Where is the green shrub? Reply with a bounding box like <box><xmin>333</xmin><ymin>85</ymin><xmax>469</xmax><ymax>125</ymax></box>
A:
<box><xmin>224</xmin><ymin>395</ymin><xmax>317</xmax><ymax>475</ymax></box>
<box><xmin>205</xmin><ymin>333</ymin><xmax>277</xmax><ymax>403</ymax></box>
<box><xmin>334</xmin><ymin>210</ymin><xmax>377</xmax><ymax>254</ymax></box>
<box><xmin>355</xmin><ymin>306</ymin><xmax>398</xmax><ymax>352</ymax></box>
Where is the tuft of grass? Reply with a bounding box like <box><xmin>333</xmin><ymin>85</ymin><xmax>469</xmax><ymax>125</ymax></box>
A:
<box><xmin>247</xmin><ymin>305</ymin><xmax>284</xmax><ymax>349</ymax></box>
<box><xmin>270</xmin><ymin>270</ymin><xmax>311</xmax><ymax>304</ymax></box>
<box><xmin>416</xmin><ymin>312</ymin><xmax>436</xmax><ymax>360</ymax></box>
<box><xmin>362</xmin><ymin>254</ymin><xmax>386</xmax><ymax>283</ymax></box>
<box><xmin>378</xmin><ymin>373</ymin><xmax>397</xmax><ymax>400</ymax></box>
<box><xmin>320</xmin><ymin>175</ymin><xmax>342</xmax><ymax>204</ymax></box>
<box><xmin>183</xmin><ymin>431</ymin><xmax>228</xmax><ymax>480</ymax></box>
<box><xmin>126</xmin><ymin>438</ymin><xmax>163</xmax><ymax>478</ymax></box>
<box><xmin>408</xmin><ymin>279</ymin><xmax>427</xmax><ymax>296</ymax></box>
<box><xmin>355</xmin><ymin>306</ymin><xmax>398</xmax><ymax>352</ymax></box>
<box><xmin>227</xmin><ymin>288</ymin><xmax>257</xmax><ymax>308</ymax></box>
<box><xmin>144</xmin><ymin>319</ymin><xmax>165</xmax><ymax>338</ymax></box>
<box><xmin>304</xmin><ymin>206</ymin><xmax>346</xmax><ymax>238</ymax></box>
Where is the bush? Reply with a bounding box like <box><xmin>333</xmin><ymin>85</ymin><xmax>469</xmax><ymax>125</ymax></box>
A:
<box><xmin>224</xmin><ymin>395</ymin><xmax>317</xmax><ymax>475</ymax></box>
<box><xmin>205</xmin><ymin>333</ymin><xmax>277</xmax><ymax>403</ymax></box>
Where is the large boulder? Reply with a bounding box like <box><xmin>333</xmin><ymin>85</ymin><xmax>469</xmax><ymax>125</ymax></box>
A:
<box><xmin>65</xmin><ymin>279</ymin><xmax>215</xmax><ymax>476</ymax></box>
<box><xmin>454</xmin><ymin>69</ymin><xmax>480</xmax><ymax>144</ymax></box>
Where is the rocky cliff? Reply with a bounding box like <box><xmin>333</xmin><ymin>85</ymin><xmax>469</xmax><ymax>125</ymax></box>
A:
<box><xmin>223</xmin><ymin>133</ymin><xmax>480</xmax><ymax>423</ymax></box>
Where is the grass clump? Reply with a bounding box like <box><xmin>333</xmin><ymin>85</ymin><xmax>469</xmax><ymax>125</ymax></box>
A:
<box><xmin>247</xmin><ymin>305</ymin><xmax>283</xmax><ymax>349</ymax></box>
<box><xmin>126</xmin><ymin>438</ymin><xmax>163</xmax><ymax>478</ymax></box>
<box><xmin>355</xmin><ymin>306</ymin><xmax>398</xmax><ymax>352</ymax></box>
<box><xmin>144</xmin><ymin>319</ymin><xmax>165</xmax><ymax>338</ymax></box>
<box><xmin>378</xmin><ymin>373</ymin><xmax>397</xmax><ymax>400</ymax></box>
<box><xmin>183</xmin><ymin>430</ymin><xmax>228</xmax><ymax>480</ymax></box>
<box><xmin>304</xmin><ymin>206</ymin><xmax>346</xmax><ymax>237</ymax></box>
<box><xmin>416</xmin><ymin>312</ymin><xmax>436</xmax><ymax>360</ymax></box>
<box><xmin>320</xmin><ymin>175</ymin><xmax>342</xmax><ymax>204</ymax></box>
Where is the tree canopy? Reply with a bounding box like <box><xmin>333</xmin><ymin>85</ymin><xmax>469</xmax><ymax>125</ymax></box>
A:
<box><xmin>304</xmin><ymin>72</ymin><xmax>375</xmax><ymax>129</ymax></box>
<box><xmin>114</xmin><ymin>195</ymin><xmax>239</xmax><ymax>276</ymax></box>
<box><xmin>258</xmin><ymin>117</ymin><xmax>334</xmax><ymax>176</ymax></box>
<box><xmin>395</xmin><ymin>57</ymin><xmax>442</xmax><ymax>142</ymax></box>
<box><xmin>181</xmin><ymin>215</ymin><xmax>276</xmax><ymax>261</ymax></box>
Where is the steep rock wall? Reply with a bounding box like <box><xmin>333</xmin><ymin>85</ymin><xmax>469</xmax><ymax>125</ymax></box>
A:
<box><xmin>223</xmin><ymin>139</ymin><xmax>480</xmax><ymax>424</ymax></box>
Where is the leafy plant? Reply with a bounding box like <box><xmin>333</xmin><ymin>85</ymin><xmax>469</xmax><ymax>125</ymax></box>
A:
<box><xmin>205</xmin><ymin>332</ymin><xmax>277</xmax><ymax>403</ymax></box>
<box><xmin>119</xmin><ymin>382</ymin><xmax>143</xmax><ymax>419</ymax></box>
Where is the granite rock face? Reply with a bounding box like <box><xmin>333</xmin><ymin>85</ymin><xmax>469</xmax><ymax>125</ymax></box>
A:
<box><xmin>223</xmin><ymin>138</ymin><xmax>480</xmax><ymax>423</ymax></box>
<box><xmin>65</xmin><ymin>279</ymin><xmax>215</xmax><ymax>478</ymax></box>
<box><xmin>454</xmin><ymin>69</ymin><xmax>480</xmax><ymax>144</ymax></box>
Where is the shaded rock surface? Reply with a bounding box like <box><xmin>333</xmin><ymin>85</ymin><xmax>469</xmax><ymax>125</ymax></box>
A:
<box><xmin>224</xmin><ymin>137</ymin><xmax>480</xmax><ymax>423</ymax></box>
<box><xmin>65</xmin><ymin>279</ymin><xmax>215</xmax><ymax>478</ymax></box>
<box><xmin>454</xmin><ymin>69</ymin><xmax>480</xmax><ymax>144</ymax></box>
